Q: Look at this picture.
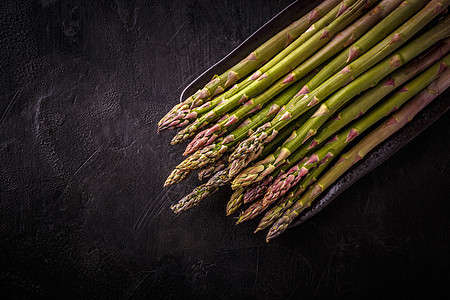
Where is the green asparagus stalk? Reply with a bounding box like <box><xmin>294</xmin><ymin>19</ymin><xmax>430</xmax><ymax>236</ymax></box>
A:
<box><xmin>171</xmin><ymin>0</ymin><xmax>371</xmax><ymax>144</ymax></box>
<box><xmin>171</xmin><ymin>166</ymin><xmax>234</xmax><ymax>213</ymax></box>
<box><xmin>184</xmin><ymin>71</ymin><xmax>317</xmax><ymax>156</ymax></box>
<box><xmin>232</xmin><ymin>26</ymin><xmax>450</xmax><ymax>190</ymax></box>
<box><xmin>164</xmin><ymin>138</ymin><xmax>225</xmax><ymax>186</ymax></box>
<box><xmin>239</xmin><ymin>155</ymin><xmax>305</xmax><ymax>206</ymax></box>
<box><xmin>228</xmin><ymin>1</ymin><xmax>449</xmax><ymax>178</ymax></box>
<box><xmin>158</xmin><ymin>0</ymin><xmax>343</xmax><ymax>128</ymax></box>
<box><xmin>298</xmin><ymin>0</ymin><xmax>427</xmax><ymax>96</ymax></box>
<box><xmin>260</xmin><ymin>109</ymin><xmax>316</xmax><ymax>158</ymax></box>
<box><xmin>171</xmin><ymin>169</ymin><xmax>231</xmax><ymax>213</ymax></box>
<box><xmin>239</xmin><ymin>113</ymin><xmax>321</xmax><ymax>205</ymax></box>
<box><xmin>266</xmin><ymin>68</ymin><xmax>450</xmax><ymax>241</ymax></box>
<box><xmin>159</xmin><ymin>83</ymin><xmax>243</xmax><ymax>132</ymax></box>
<box><xmin>183</xmin><ymin>115</ymin><xmax>238</xmax><ymax>156</ymax></box>
<box><xmin>237</xmin><ymin>156</ymin><xmax>333</xmax><ymax>224</ymax></box>
<box><xmin>164</xmin><ymin>143</ymin><xmax>225</xmax><ymax>186</ymax></box>
<box><xmin>262</xmin><ymin>51</ymin><xmax>450</xmax><ymax>207</ymax></box>
<box><xmin>255</xmin><ymin>164</ymin><xmax>327</xmax><ymax>232</ymax></box>
<box><xmin>242</xmin><ymin>177</ymin><xmax>274</xmax><ymax>204</ymax></box>
<box><xmin>159</xmin><ymin>0</ymin><xmax>359</xmax><ymax>132</ymax></box>
<box><xmin>237</xmin><ymin>155</ymin><xmax>299</xmax><ymax>207</ymax></box>
<box><xmin>197</xmin><ymin>154</ymin><xmax>229</xmax><ymax>181</ymax></box>
<box><xmin>235</xmin><ymin>198</ymin><xmax>264</xmax><ymax>224</ymax></box>
<box><xmin>226</xmin><ymin>188</ymin><xmax>245</xmax><ymax>216</ymax></box>
<box><xmin>163</xmin><ymin>168</ymin><xmax>191</xmax><ymax>187</ymax></box>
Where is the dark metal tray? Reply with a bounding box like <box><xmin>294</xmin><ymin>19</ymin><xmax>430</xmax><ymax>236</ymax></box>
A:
<box><xmin>179</xmin><ymin>0</ymin><xmax>450</xmax><ymax>229</ymax></box>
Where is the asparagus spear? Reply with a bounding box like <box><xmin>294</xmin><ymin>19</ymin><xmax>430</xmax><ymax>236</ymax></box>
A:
<box><xmin>183</xmin><ymin>71</ymin><xmax>317</xmax><ymax>156</ymax></box>
<box><xmin>171</xmin><ymin>0</ymin><xmax>371</xmax><ymax>144</ymax></box>
<box><xmin>239</xmin><ymin>156</ymin><xmax>304</xmax><ymax>206</ymax></box>
<box><xmin>159</xmin><ymin>83</ymin><xmax>243</xmax><ymax>132</ymax></box>
<box><xmin>238</xmin><ymin>136</ymin><xmax>344</xmax><ymax>223</ymax></box>
<box><xmin>266</xmin><ymin>68</ymin><xmax>450</xmax><ymax>241</ymax></box>
<box><xmin>232</xmin><ymin>29</ymin><xmax>450</xmax><ymax>190</ymax></box>
<box><xmin>239</xmin><ymin>113</ymin><xmax>322</xmax><ymax>204</ymax></box>
<box><xmin>171</xmin><ymin>169</ymin><xmax>231</xmax><ymax>213</ymax></box>
<box><xmin>300</xmin><ymin>0</ymin><xmax>428</xmax><ymax>96</ymax></box>
<box><xmin>226</xmin><ymin>188</ymin><xmax>245</xmax><ymax>216</ymax></box>
<box><xmin>228</xmin><ymin>1</ymin><xmax>449</xmax><ymax>178</ymax></box>
<box><xmin>164</xmin><ymin>142</ymin><xmax>226</xmax><ymax>186</ymax></box>
<box><xmin>237</xmin><ymin>157</ymin><xmax>332</xmax><ymax>224</ymax></box>
<box><xmin>255</xmin><ymin>165</ymin><xmax>326</xmax><ymax>232</ymax></box>
<box><xmin>242</xmin><ymin>177</ymin><xmax>274</xmax><ymax>204</ymax></box>
<box><xmin>158</xmin><ymin>0</ymin><xmax>342</xmax><ymax>128</ymax></box>
<box><xmin>183</xmin><ymin>116</ymin><xmax>239</xmax><ymax>156</ymax></box>
<box><xmin>159</xmin><ymin>0</ymin><xmax>361</xmax><ymax>132</ymax></box>
<box><xmin>197</xmin><ymin>154</ymin><xmax>229</xmax><ymax>181</ymax></box>
<box><xmin>262</xmin><ymin>51</ymin><xmax>450</xmax><ymax>207</ymax></box>
<box><xmin>163</xmin><ymin>168</ymin><xmax>192</xmax><ymax>188</ymax></box>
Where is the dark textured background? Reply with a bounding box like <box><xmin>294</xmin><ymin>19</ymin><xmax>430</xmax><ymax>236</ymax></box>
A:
<box><xmin>1</xmin><ymin>0</ymin><xmax>449</xmax><ymax>298</ymax></box>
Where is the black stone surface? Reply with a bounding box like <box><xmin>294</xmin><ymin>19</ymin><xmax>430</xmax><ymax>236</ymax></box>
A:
<box><xmin>1</xmin><ymin>0</ymin><xmax>449</xmax><ymax>299</ymax></box>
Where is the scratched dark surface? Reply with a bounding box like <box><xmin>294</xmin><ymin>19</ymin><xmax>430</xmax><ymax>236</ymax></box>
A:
<box><xmin>1</xmin><ymin>0</ymin><xmax>449</xmax><ymax>299</ymax></box>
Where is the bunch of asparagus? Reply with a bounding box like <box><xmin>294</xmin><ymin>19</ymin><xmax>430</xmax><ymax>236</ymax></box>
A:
<box><xmin>158</xmin><ymin>0</ymin><xmax>450</xmax><ymax>242</ymax></box>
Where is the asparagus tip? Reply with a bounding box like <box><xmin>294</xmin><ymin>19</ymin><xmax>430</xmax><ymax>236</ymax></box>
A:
<box><xmin>164</xmin><ymin>168</ymin><xmax>191</xmax><ymax>186</ymax></box>
<box><xmin>265</xmin><ymin>230</ymin><xmax>280</xmax><ymax>242</ymax></box>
